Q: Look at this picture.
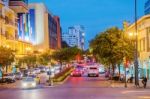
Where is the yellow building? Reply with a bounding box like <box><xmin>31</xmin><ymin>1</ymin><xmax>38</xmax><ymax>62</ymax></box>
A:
<box><xmin>0</xmin><ymin>1</ymin><xmax>33</xmax><ymax>57</ymax></box>
<box><xmin>124</xmin><ymin>15</ymin><xmax>150</xmax><ymax>79</ymax></box>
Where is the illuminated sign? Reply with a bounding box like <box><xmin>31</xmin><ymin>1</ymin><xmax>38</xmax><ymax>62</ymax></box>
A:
<box><xmin>2</xmin><ymin>0</ymin><xmax>9</xmax><ymax>6</ymax></box>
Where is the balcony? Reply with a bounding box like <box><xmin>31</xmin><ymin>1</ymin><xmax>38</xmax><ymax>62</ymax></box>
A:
<box><xmin>9</xmin><ymin>0</ymin><xmax>28</xmax><ymax>13</ymax></box>
<box><xmin>5</xmin><ymin>31</ymin><xmax>15</xmax><ymax>40</ymax></box>
<box><xmin>5</xmin><ymin>16</ymin><xmax>17</xmax><ymax>29</ymax></box>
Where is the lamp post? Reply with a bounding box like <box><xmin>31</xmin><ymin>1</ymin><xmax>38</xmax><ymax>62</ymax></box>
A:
<box><xmin>134</xmin><ymin>0</ymin><xmax>139</xmax><ymax>87</ymax></box>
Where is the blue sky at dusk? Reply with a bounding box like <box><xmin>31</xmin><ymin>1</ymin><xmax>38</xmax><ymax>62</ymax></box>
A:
<box><xmin>29</xmin><ymin>0</ymin><xmax>146</xmax><ymax>49</ymax></box>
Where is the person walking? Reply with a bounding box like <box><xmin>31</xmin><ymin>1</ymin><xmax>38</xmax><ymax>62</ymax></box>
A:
<box><xmin>142</xmin><ymin>77</ymin><xmax>147</xmax><ymax>88</ymax></box>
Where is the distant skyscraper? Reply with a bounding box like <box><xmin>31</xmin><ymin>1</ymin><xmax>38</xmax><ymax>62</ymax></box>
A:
<box><xmin>62</xmin><ymin>25</ymin><xmax>85</xmax><ymax>50</ymax></box>
<box><xmin>145</xmin><ymin>0</ymin><xmax>150</xmax><ymax>15</ymax></box>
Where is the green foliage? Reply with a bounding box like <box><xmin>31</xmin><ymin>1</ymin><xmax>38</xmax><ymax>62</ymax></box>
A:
<box><xmin>38</xmin><ymin>51</ymin><xmax>51</xmax><ymax>65</ymax></box>
<box><xmin>52</xmin><ymin>47</ymin><xmax>81</xmax><ymax>63</ymax></box>
<box><xmin>0</xmin><ymin>46</ymin><xmax>15</xmax><ymax>68</ymax></box>
<box><xmin>90</xmin><ymin>27</ymin><xmax>134</xmax><ymax>72</ymax></box>
<box><xmin>18</xmin><ymin>55</ymin><xmax>37</xmax><ymax>67</ymax></box>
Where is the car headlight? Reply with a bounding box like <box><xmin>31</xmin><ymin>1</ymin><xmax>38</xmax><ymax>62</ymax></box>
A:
<box><xmin>23</xmin><ymin>83</ymin><xmax>27</xmax><ymax>87</ymax></box>
<box><xmin>32</xmin><ymin>82</ymin><xmax>36</xmax><ymax>86</ymax></box>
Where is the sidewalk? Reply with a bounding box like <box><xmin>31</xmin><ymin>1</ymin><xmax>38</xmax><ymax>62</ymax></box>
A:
<box><xmin>109</xmin><ymin>80</ymin><xmax>150</xmax><ymax>88</ymax></box>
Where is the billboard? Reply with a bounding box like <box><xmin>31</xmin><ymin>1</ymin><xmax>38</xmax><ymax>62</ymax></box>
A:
<box><xmin>2</xmin><ymin>0</ymin><xmax>9</xmax><ymax>6</ymax></box>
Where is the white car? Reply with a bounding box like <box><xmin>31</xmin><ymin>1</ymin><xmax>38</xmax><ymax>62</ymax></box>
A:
<box><xmin>34</xmin><ymin>68</ymin><xmax>41</xmax><ymax>74</ymax></box>
<box><xmin>15</xmin><ymin>72</ymin><xmax>23</xmax><ymax>80</ymax></box>
<box><xmin>87</xmin><ymin>66</ymin><xmax>99</xmax><ymax>77</ymax></box>
<box><xmin>22</xmin><ymin>77</ymin><xmax>36</xmax><ymax>89</ymax></box>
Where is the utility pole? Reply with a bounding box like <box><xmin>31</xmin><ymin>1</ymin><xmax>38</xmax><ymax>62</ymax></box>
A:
<box><xmin>134</xmin><ymin>0</ymin><xmax>139</xmax><ymax>87</ymax></box>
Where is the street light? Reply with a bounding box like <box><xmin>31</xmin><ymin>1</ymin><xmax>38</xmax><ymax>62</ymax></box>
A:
<box><xmin>134</xmin><ymin>0</ymin><xmax>139</xmax><ymax>87</ymax></box>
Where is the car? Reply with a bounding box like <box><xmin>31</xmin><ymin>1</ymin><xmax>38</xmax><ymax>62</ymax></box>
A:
<box><xmin>87</xmin><ymin>66</ymin><xmax>99</xmax><ymax>77</ymax></box>
<box><xmin>21</xmin><ymin>69</ymin><xmax>29</xmax><ymax>77</ymax></box>
<box><xmin>34</xmin><ymin>68</ymin><xmax>41</xmax><ymax>74</ymax></box>
<box><xmin>15</xmin><ymin>72</ymin><xmax>23</xmax><ymax>80</ymax></box>
<box><xmin>71</xmin><ymin>69</ymin><xmax>82</xmax><ymax>77</ymax></box>
<box><xmin>38</xmin><ymin>66</ymin><xmax>46</xmax><ymax>72</ymax></box>
<box><xmin>22</xmin><ymin>77</ymin><xmax>37</xmax><ymax>89</ymax></box>
<box><xmin>28</xmin><ymin>73</ymin><xmax>37</xmax><ymax>78</ymax></box>
<box><xmin>0</xmin><ymin>78</ymin><xmax>7</xmax><ymax>83</ymax></box>
<box><xmin>3</xmin><ymin>73</ymin><xmax>16</xmax><ymax>83</ymax></box>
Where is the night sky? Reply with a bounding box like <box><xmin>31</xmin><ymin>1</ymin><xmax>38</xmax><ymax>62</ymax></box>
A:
<box><xmin>29</xmin><ymin>0</ymin><xmax>146</xmax><ymax>49</ymax></box>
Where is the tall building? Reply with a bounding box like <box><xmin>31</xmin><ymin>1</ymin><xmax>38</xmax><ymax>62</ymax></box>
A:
<box><xmin>54</xmin><ymin>16</ymin><xmax>61</xmax><ymax>49</ymax></box>
<box><xmin>9</xmin><ymin>0</ymin><xmax>31</xmax><ymax>42</ymax></box>
<box><xmin>0</xmin><ymin>0</ymin><xmax>32</xmax><ymax>56</ymax></box>
<box><xmin>28</xmin><ymin>3</ymin><xmax>61</xmax><ymax>51</ymax></box>
<box><xmin>145</xmin><ymin>0</ymin><xmax>150</xmax><ymax>15</ymax></box>
<box><xmin>124</xmin><ymin>15</ymin><xmax>150</xmax><ymax>79</ymax></box>
<box><xmin>62</xmin><ymin>25</ymin><xmax>85</xmax><ymax>50</ymax></box>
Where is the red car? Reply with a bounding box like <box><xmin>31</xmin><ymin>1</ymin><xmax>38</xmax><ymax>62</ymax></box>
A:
<box><xmin>71</xmin><ymin>69</ymin><xmax>83</xmax><ymax>77</ymax></box>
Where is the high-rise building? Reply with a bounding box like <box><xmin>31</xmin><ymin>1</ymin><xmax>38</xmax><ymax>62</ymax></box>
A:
<box><xmin>9</xmin><ymin>0</ymin><xmax>31</xmax><ymax>42</ymax></box>
<box><xmin>0</xmin><ymin>0</ymin><xmax>33</xmax><ymax>56</ymax></box>
<box><xmin>145</xmin><ymin>0</ymin><xmax>150</xmax><ymax>15</ymax></box>
<box><xmin>28</xmin><ymin>3</ymin><xmax>61</xmax><ymax>51</ymax></box>
<box><xmin>54</xmin><ymin>16</ymin><xmax>61</xmax><ymax>49</ymax></box>
<box><xmin>62</xmin><ymin>25</ymin><xmax>85</xmax><ymax>50</ymax></box>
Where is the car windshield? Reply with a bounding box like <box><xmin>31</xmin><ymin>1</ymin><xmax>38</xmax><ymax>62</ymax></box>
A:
<box><xmin>23</xmin><ymin>77</ymin><xmax>34</xmax><ymax>82</ymax></box>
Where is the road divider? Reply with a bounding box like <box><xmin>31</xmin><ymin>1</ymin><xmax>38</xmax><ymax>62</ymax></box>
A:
<box><xmin>49</xmin><ymin>67</ymin><xmax>74</xmax><ymax>85</ymax></box>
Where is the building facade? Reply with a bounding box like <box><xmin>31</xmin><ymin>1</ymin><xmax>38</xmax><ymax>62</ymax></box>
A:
<box><xmin>124</xmin><ymin>15</ymin><xmax>150</xmax><ymax>79</ymax></box>
<box><xmin>54</xmin><ymin>16</ymin><xmax>61</xmax><ymax>49</ymax></box>
<box><xmin>0</xmin><ymin>0</ymin><xmax>32</xmax><ymax>57</ymax></box>
<box><xmin>62</xmin><ymin>25</ymin><xmax>85</xmax><ymax>50</ymax></box>
<box><xmin>28</xmin><ymin>3</ymin><xmax>61</xmax><ymax>51</ymax></box>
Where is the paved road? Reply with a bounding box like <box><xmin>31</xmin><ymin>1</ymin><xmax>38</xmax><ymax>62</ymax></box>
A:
<box><xmin>0</xmin><ymin>75</ymin><xmax>150</xmax><ymax>99</ymax></box>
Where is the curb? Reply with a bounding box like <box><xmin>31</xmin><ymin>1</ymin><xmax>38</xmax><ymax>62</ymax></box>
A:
<box><xmin>54</xmin><ymin>75</ymin><xmax>70</xmax><ymax>85</ymax></box>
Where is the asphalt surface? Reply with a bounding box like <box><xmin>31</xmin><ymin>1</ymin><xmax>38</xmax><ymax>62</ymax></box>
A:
<box><xmin>0</xmin><ymin>75</ymin><xmax>150</xmax><ymax>99</ymax></box>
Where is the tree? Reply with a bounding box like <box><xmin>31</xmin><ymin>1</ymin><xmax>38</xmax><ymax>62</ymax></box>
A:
<box><xmin>52</xmin><ymin>47</ymin><xmax>81</xmax><ymax>69</ymax></box>
<box><xmin>18</xmin><ymin>55</ymin><xmax>37</xmax><ymax>68</ymax></box>
<box><xmin>38</xmin><ymin>51</ymin><xmax>51</xmax><ymax>65</ymax></box>
<box><xmin>90</xmin><ymin>27</ymin><xmax>134</xmax><ymax>75</ymax></box>
<box><xmin>0</xmin><ymin>46</ymin><xmax>15</xmax><ymax>73</ymax></box>
<box><xmin>61</xmin><ymin>41</ymin><xmax>70</xmax><ymax>48</ymax></box>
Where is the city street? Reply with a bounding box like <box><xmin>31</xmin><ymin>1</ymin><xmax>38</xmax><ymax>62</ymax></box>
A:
<box><xmin>0</xmin><ymin>75</ymin><xmax>150</xmax><ymax>99</ymax></box>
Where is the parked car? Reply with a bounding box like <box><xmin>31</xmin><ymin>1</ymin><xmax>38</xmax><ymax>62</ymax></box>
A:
<box><xmin>0</xmin><ymin>78</ymin><xmax>7</xmax><ymax>83</ymax></box>
<box><xmin>38</xmin><ymin>66</ymin><xmax>46</xmax><ymax>72</ymax></box>
<box><xmin>22</xmin><ymin>77</ymin><xmax>37</xmax><ymax>89</ymax></box>
<box><xmin>15</xmin><ymin>72</ymin><xmax>23</xmax><ymax>80</ymax></box>
<box><xmin>3</xmin><ymin>73</ymin><xmax>16</xmax><ymax>83</ymax></box>
<box><xmin>34</xmin><ymin>68</ymin><xmax>41</xmax><ymax>74</ymax></box>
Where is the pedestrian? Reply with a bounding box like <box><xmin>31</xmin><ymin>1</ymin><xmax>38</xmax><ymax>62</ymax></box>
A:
<box><xmin>142</xmin><ymin>77</ymin><xmax>147</xmax><ymax>88</ymax></box>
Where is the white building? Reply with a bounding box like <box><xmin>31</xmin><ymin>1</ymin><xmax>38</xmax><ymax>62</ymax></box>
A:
<box><xmin>62</xmin><ymin>25</ymin><xmax>85</xmax><ymax>50</ymax></box>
